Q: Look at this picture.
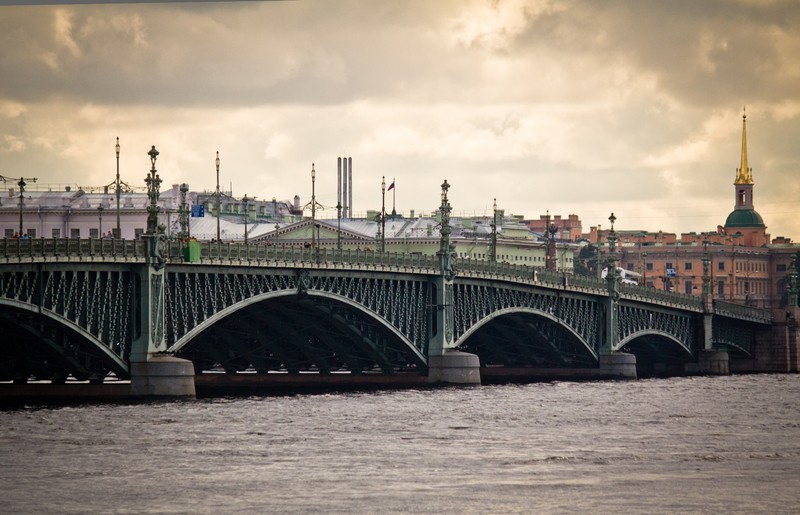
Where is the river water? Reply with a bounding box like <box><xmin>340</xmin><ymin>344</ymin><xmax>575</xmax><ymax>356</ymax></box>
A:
<box><xmin>2</xmin><ymin>374</ymin><xmax>799</xmax><ymax>514</ymax></box>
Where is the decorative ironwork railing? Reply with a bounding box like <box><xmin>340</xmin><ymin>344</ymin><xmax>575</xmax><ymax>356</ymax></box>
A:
<box><xmin>0</xmin><ymin>238</ymin><xmax>761</xmax><ymax>318</ymax></box>
<box><xmin>713</xmin><ymin>299</ymin><xmax>772</xmax><ymax>324</ymax></box>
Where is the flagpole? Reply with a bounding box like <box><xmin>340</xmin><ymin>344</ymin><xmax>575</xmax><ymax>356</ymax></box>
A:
<box><xmin>392</xmin><ymin>177</ymin><xmax>396</xmax><ymax>217</ymax></box>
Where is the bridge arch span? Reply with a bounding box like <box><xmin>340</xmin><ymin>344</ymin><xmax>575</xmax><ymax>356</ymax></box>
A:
<box><xmin>618</xmin><ymin>329</ymin><xmax>696</xmax><ymax>377</ymax></box>
<box><xmin>617</xmin><ymin>329</ymin><xmax>694</xmax><ymax>358</ymax></box>
<box><xmin>169</xmin><ymin>289</ymin><xmax>428</xmax><ymax>374</ymax></box>
<box><xmin>0</xmin><ymin>298</ymin><xmax>129</xmax><ymax>380</ymax></box>
<box><xmin>456</xmin><ymin>307</ymin><xmax>599</xmax><ymax>368</ymax></box>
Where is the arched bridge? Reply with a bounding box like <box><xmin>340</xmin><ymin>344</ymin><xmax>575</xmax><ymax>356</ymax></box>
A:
<box><xmin>0</xmin><ymin>238</ymin><xmax>772</xmax><ymax>385</ymax></box>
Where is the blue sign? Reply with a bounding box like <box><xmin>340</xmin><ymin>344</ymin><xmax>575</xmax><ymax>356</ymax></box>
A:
<box><xmin>191</xmin><ymin>205</ymin><xmax>205</xmax><ymax>217</ymax></box>
<box><xmin>666</xmin><ymin>268</ymin><xmax>676</xmax><ymax>277</ymax></box>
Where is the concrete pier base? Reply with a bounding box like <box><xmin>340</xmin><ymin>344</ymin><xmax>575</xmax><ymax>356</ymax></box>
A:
<box><xmin>598</xmin><ymin>352</ymin><xmax>637</xmax><ymax>379</ymax></box>
<box><xmin>428</xmin><ymin>351</ymin><xmax>481</xmax><ymax>385</ymax></box>
<box><xmin>130</xmin><ymin>356</ymin><xmax>196</xmax><ymax>398</ymax></box>
<box><xmin>697</xmin><ymin>350</ymin><xmax>730</xmax><ymax>375</ymax></box>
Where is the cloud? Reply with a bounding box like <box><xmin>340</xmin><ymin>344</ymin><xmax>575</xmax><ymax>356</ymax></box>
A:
<box><xmin>0</xmin><ymin>0</ymin><xmax>798</xmax><ymax>239</ymax></box>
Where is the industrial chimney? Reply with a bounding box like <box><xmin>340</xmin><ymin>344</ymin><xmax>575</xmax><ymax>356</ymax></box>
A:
<box><xmin>337</xmin><ymin>156</ymin><xmax>353</xmax><ymax>219</ymax></box>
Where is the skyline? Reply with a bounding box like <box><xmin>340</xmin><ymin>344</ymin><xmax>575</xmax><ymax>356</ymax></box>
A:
<box><xmin>1</xmin><ymin>1</ymin><xmax>799</xmax><ymax>238</ymax></box>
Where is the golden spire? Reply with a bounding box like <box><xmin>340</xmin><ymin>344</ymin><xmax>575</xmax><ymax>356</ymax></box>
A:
<box><xmin>735</xmin><ymin>106</ymin><xmax>753</xmax><ymax>185</ymax></box>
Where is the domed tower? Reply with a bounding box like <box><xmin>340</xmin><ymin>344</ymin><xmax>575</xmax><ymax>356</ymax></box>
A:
<box><xmin>724</xmin><ymin>109</ymin><xmax>768</xmax><ymax>246</ymax></box>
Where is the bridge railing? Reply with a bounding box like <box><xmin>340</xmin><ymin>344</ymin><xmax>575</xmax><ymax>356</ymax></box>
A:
<box><xmin>713</xmin><ymin>299</ymin><xmax>772</xmax><ymax>324</ymax></box>
<box><xmin>619</xmin><ymin>282</ymin><xmax>704</xmax><ymax>311</ymax></box>
<box><xmin>163</xmin><ymin>241</ymin><xmax>442</xmax><ymax>272</ymax></box>
<box><xmin>0</xmin><ymin>237</ymin><xmax>146</xmax><ymax>261</ymax></box>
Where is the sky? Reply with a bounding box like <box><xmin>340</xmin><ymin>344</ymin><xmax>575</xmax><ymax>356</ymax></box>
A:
<box><xmin>0</xmin><ymin>0</ymin><xmax>799</xmax><ymax>238</ymax></box>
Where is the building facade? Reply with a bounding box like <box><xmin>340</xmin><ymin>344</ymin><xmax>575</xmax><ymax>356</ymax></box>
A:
<box><xmin>585</xmin><ymin>112</ymin><xmax>799</xmax><ymax>311</ymax></box>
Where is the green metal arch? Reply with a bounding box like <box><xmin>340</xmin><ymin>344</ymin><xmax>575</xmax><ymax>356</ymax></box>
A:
<box><xmin>166</xmin><ymin>289</ymin><xmax>427</xmax><ymax>365</ymax></box>
<box><xmin>711</xmin><ymin>338</ymin><xmax>753</xmax><ymax>358</ymax></box>
<box><xmin>0</xmin><ymin>297</ymin><xmax>130</xmax><ymax>375</ymax></box>
<box><xmin>454</xmin><ymin>306</ymin><xmax>598</xmax><ymax>360</ymax></box>
<box><xmin>617</xmin><ymin>329</ymin><xmax>695</xmax><ymax>359</ymax></box>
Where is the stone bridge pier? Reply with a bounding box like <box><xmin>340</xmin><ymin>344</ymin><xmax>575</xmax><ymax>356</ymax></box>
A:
<box><xmin>129</xmin><ymin>149</ymin><xmax>195</xmax><ymax>398</ymax></box>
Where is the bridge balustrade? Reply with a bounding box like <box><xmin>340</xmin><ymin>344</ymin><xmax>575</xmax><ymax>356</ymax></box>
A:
<box><xmin>713</xmin><ymin>299</ymin><xmax>772</xmax><ymax>324</ymax></box>
<box><xmin>0</xmin><ymin>239</ymin><xmax>765</xmax><ymax>320</ymax></box>
<box><xmin>0</xmin><ymin>237</ymin><xmax>145</xmax><ymax>262</ymax></box>
<box><xmin>619</xmin><ymin>282</ymin><xmax>704</xmax><ymax>311</ymax></box>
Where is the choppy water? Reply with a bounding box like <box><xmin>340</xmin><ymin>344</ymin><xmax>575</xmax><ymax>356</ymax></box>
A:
<box><xmin>2</xmin><ymin>375</ymin><xmax>799</xmax><ymax>514</ymax></box>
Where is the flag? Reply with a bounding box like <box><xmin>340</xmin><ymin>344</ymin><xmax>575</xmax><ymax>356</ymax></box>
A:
<box><xmin>387</xmin><ymin>180</ymin><xmax>395</xmax><ymax>191</ymax></box>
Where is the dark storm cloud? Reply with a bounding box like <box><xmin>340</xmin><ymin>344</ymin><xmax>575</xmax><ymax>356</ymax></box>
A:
<box><xmin>0</xmin><ymin>0</ymin><xmax>798</xmax><ymax>237</ymax></box>
<box><xmin>503</xmin><ymin>0</ymin><xmax>800</xmax><ymax>108</ymax></box>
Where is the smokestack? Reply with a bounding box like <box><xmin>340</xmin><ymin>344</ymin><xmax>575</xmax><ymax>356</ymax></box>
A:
<box><xmin>348</xmin><ymin>157</ymin><xmax>353</xmax><ymax>219</ymax></box>
<box><xmin>337</xmin><ymin>157</ymin><xmax>342</xmax><ymax>219</ymax></box>
<box><xmin>342</xmin><ymin>157</ymin><xmax>349</xmax><ymax>218</ymax></box>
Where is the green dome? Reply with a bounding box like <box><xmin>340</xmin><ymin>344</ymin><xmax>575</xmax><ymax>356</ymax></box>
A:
<box><xmin>725</xmin><ymin>209</ymin><xmax>765</xmax><ymax>228</ymax></box>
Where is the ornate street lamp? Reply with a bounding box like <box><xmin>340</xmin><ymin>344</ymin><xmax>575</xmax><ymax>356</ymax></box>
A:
<box><xmin>380</xmin><ymin>176</ymin><xmax>386</xmax><ymax>253</ymax></box>
<box><xmin>490</xmin><ymin>198</ymin><xmax>497</xmax><ymax>263</ymax></box>
<box><xmin>145</xmin><ymin>145</ymin><xmax>161</xmax><ymax>235</ymax></box>
<box><xmin>606</xmin><ymin>213</ymin><xmax>618</xmax><ymax>283</ymax></box>
<box><xmin>242</xmin><ymin>194</ymin><xmax>253</xmax><ymax>244</ymax></box>
<box><xmin>215</xmin><ymin>151</ymin><xmax>221</xmax><ymax>242</ymax></box>
<box><xmin>115</xmin><ymin>137</ymin><xmax>121</xmax><ymax>238</ymax></box>
<box><xmin>438</xmin><ymin>180</ymin><xmax>454</xmax><ymax>279</ymax></box>
<box><xmin>304</xmin><ymin>164</ymin><xmax>323</xmax><ymax>252</ymax></box>
<box><xmin>336</xmin><ymin>201</ymin><xmax>342</xmax><ymax>251</ymax></box>
<box><xmin>97</xmin><ymin>204</ymin><xmax>104</xmax><ymax>238</ymax></box>
<box><xmin>179</xmin><ymin>183</ymin><xmax>189</xmax><ymax>240</ymax></box>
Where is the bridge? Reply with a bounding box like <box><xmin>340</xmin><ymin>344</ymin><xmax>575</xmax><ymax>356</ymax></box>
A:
<box><xmin>0</xmin><ymin>164</ymin><xmax>783</xmax><ymax>398</ymax></box>
<box><xmin>0</xmin><ymin>234</ymin><xmax>773</xmax><ymax>397</ymax></box>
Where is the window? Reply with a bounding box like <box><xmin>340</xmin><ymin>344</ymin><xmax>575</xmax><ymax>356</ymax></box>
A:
<box><xmin>4</xmin><ymin>229</ymin><xmax>13</xmax><ymax>238</ymax></box>
<box><xmin>70</xmin><ymin>228</ymin><xmax>80</xmax><ymax>238</ymax></box>
<box><xmin>718</xmin><ymin>280</ymin><xmax>725</xmax><ymax>296</ymax></box>
<box><xmin>646</xmin><ymin>262</ymin><xmax>653</xmax><ymax>271</ymax></box>
<box><xmin>626</xmin><ymin>263</ymin><xmax>634</xmax><ymax>271</ymax></box>
<box><xmin>666</xmin><ymin>262</ymin><xmax>673</xmax><ymax>270</ymax></box>
<box><xmin>135</xmin><ymin>228</ymin><xmax>144</xmax><ymax>239</ymax></box>
<box><xmin>51</xmin><ymin>228</ymin><xmax>60</xmax><ymax>238</ymax></box>
<box><xmin>718</xmin><ymin>261</ymin><xmax>725</xmax><ymax>271</ymax></box>
<box><xmin>684</xmin><ymin>281</ymin><xmax>693</xmax><ymax>294</ymax></box>
<box><xmin>684</xmin><ymin>262</ymin><xmax>693</xmax><ymax>271</ymax></box>
<box><xmin>89</xmin><ymin>228</ymin><xmax>99</xmax><ymax>239</ymax></box>
<box><xmin>777</xmin><ymin>264</ymin><xmax>787</xmax><ymax>272</ymax></box>
<box><xmin>26</xmin><ymin>229</ymin><xmax>36</xmax><ymax>238</ymax></box>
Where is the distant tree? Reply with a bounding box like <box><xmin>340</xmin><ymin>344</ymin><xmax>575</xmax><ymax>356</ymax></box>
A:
<box><xmin>575</xmin><ymin>244</ymin><xmax>600</xmax><ymax>277</ymax></box>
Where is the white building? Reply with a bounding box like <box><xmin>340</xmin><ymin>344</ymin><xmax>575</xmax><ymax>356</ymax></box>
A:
<box><xmin>0</xmin><ymin>183</ymin><xmax>195</xmax><ymax>240</ymax></box>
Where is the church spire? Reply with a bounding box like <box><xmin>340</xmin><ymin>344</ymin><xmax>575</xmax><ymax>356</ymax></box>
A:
<box><xmin>735</xmin><ymin>107</ymin><xmax>753</xmax><ymax>185</ymax></box>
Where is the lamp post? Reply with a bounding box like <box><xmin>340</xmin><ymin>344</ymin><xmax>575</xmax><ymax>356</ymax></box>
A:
<box><xmin>115</xmin><ymin>137</ymin><xmax>121</xmax><ymax>238</ymax></box>
<box><xmin>311</xmin><ymin>164</ymin><xmax>316</xmax><ymax>252</ymax></box>
<box><xmin>438</xmin><ymin>180</ymin><xmax>452</xmax><ymax>264</ymax></box>
<box><xmin>606</xmin><ymin>213</ymin><xmax>618</xmax><ymax>283</ymax></box>
<box><xmin>380</xmin><ymin>176</ymin><xmax>386</xmax><ymax>253</ymax></box>
<box><xmin>215</xmin><ymin>151</ymin><xmax>221</xmax><ymax>242</ymax></box>
<box><xmin>179</xmin><ymin>183</ymin><xmax>189</xmax><ymax>240</ymax></box>
<box><xmin>145</xmin><ymin>145</ymin><xmax>161</xmax><ymax>235</ymax></box>
<box><xmin>304</xmin><ymin>164</ymin><xmax>323</xmax><ymax>252</ymax></box>
<box><xmin>242</xmin><ymin>194</ymin><xmax>252</xmax><ymax>244</ymax></box>
<box><xmin>336</xmin><ymin>201</ymin><xmax>342</xmax><ymax>251</ymax></box>
<box><xmin>98</xmin><ymin>204</ymin><xmax>104</xmax><ymax>238</ymax></box>
<box><xmin>17</xmin><ymin>176</ymin><xmax>37</xmax><ymax>236</ymax></box>
<box><xmin>490</xmin><ymin>198</ymin><xmax>497</xmax><ymax>263</ymax></box>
